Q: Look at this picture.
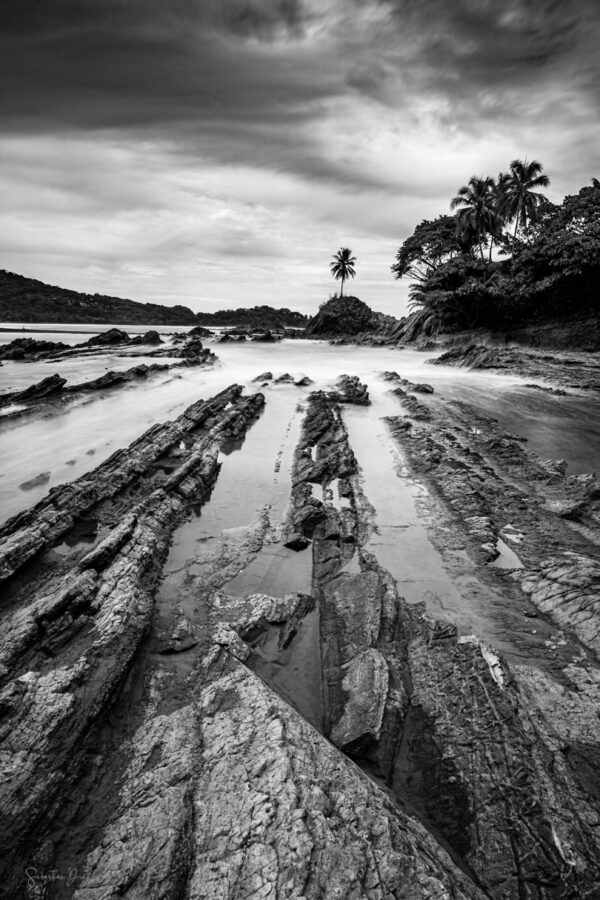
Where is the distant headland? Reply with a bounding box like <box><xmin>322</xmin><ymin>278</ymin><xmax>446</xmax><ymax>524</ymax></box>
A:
<box><xmin>0</xmin><ymin>270</ymin><xmax>307</xmax><ymax>329</ymax></box>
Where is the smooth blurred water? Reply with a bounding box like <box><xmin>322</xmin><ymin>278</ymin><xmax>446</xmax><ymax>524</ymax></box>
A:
<box><xmin>1</xmin><ymin>333</ymin><xmax>599</xmax><ymax>524</ymax></box>
<box><xmin>0</xmin><ymin>321</ymin><xmax>194</xmax><ymax>344</ymax></box>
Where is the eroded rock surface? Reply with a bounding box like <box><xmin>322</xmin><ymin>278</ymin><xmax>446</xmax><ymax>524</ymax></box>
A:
<box><xmin>432</xmin><ymin>344</ymin><xmax>600</xmax><ymax>392</ymax></box>
<box><xmin>2</xmin><ymin>375</ymin><xmax>600</xmax><ymax>900</ymax></box>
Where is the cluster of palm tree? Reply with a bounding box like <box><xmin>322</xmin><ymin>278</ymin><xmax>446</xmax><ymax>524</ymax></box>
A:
<box><xmin>451</xmin><ymin>159</ymin><xmax>550</xmax><ymax>262</ymax></box>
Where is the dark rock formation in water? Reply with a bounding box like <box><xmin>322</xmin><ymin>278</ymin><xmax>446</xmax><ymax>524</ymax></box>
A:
<box><xmin>0</xmin><ymin>384</ymin><xmax>249</xmax><ymax>581</ymax></box>
<box><xmin>251</xmin><ymin>330</ymin><xmax>282</xmax><ymax>342</ymax></box>
<box><xmin>1</xmin><ymin>330</ymin><xmax>214</xmax><ymax>371</ymax></box>
<box><xmin>127</xmin><ymin>329</ymin><xmax>163</xmax><ymax>345</ymax></box>
<box><xmin>329</xmin><ymin>374</ymin><xmax>371</xmax><ymax>405</ymax></box>
<box><xmin>306</xmin><ymin>296</ymin><xmax>388</xmax><ymax>337</ymax></box>
<box><xmin>187</xmin><ymin>325</ymin><xmax>212</xmax><ymax>338</ymax></box>
<box><xmin>0</xmin><ymin>373</ymin><xmax>67</xmax><ymax>405</ymax></box>
<box><xmin>1</xmin><ymin>372</ymin><xmax>600</xmax><ymax>898</ymax></box>
<box><xmin>282</xmin><ymin>389</ymin><xmax>600</xmax><ymax>897</ymax></box>
<box><xmin>85</xmin><ymin>328</ymin><xmax>131</xmax><ymax>346</ymax></box>
<box><xmin>0</xmin><ymin>356</ymin><xmax>217</xmax><ymax>425</ymax></box>
<box><xmin>0</xmin><ymin>337</ymin><xmax>70</xmax><ymax>360</ymax></box>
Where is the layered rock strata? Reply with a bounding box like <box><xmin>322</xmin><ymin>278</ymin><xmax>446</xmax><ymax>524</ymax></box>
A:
<box><xmin>431</xmin><ymin>344</ymin><xmax>600</xmax><ymax>393</ymax></box>
<box><xmin>0</xmin><ymin>384</ymin><xmax>250</xmax><ymax>582</ymax></box>
<box><xmin>0</xmin><ymin>385</ymin><xmax>266</xmax><ymax>897</ymax></box>
<box><xmin>283</xmin><ymin>386</ymin><xmax>600</xmax><ymax>898</ymax></box>
<box><xmin>0</xmin><ymin>358</ymin><xmax>215</xmax><ymax>424</ymax></box>
<box><xmin>2</xmin><ymin>377</ymin><xmax>600</xmax><ymax>899</ymax></box>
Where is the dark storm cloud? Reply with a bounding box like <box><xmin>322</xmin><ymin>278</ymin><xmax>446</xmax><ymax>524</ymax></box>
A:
<box><xmin>0</xmin><ymin>0</ymin><xmax>323</xmax><ymax>126</ymax></box>
<box><xmin>2</xmin><ymin>0</ymin><xmax>599</xmax><ymax>160</ymax></box>
<box><xmin>222</xmin><ymin>0</ymin><xmax>310</xmax><ymax>39</ymax></box>
<box><xmin>2</xmin><ymin>0</ymin><xmax>599</xmax><ymax>317</ymax></box>
<box><xmin>359</xmin><ymin>0</ymin><xmax>600</xmax><ymax>108</ymax></box>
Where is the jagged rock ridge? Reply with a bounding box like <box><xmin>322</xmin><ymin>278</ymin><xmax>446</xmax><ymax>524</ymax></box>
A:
<box><xmin>0</xmin><ymin>374</ymin><xmax>599</xmax><ymax>898</ymax></box>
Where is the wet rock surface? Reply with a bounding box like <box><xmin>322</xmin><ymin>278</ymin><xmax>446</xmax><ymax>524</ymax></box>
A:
<box><xmin>85</xmin><ymin>328</ymin><xmax>130</xmax><ymax>346</ymax></box>
<box><xmin>329</xmin><ymin>374</ymin><xmax>371</xmax><ymax>405</ymax></box>
<box><xmin>0</xmin><ymin>355</ymin><xmax>217</xmax><ymax>424</ymax></box>
<box><xmin>1</xmin><ymin>372</ymin><xmax>600</xmax><ymax>899</ymax></box>
<box><xmin>0</xmin><ymin>331</ymin><xmax>215</xmax><ymax>371</ymax></box>
<box><xmin>281</xmin><ymin>388</ymin><xmax>600</xmax><ymax>897</ymax></box>
<box><xmin>0</xmin><ymin>338</ymin><xmax>70</xmax><ymax>360</ymax></box>
<box><xmin>432</xmin><ymin>343</ymin><xmax>600</xmax><ymax>392</ymax></box>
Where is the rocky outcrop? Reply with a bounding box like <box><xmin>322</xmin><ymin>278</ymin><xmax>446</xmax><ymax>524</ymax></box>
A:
<box><xmin>0</xmin><ymin>373</ymin><xmax>67</xmax><ymax>405</ymax></box>
<box><xmin>306</xmin><ymin>296</ymin><xmax>386</xmax><ymax>337</ymax></box>
<box><xmin>127</xmin><ymin>330</ymin><xmax>163</xmax><ymax>345</ymax></box>
<box><xmin>0</xmin><ymin>337</ymin><xmax>70</xmax><ymax>360</ymax></box>
<box><xmin>70</xmin><ymin>647</ymin><xmax>480</xmax><ymax>900</ymax></box>
<box><xmin>0</xmin><ymin>386</ymin><xmax>267</xmax><ymax>897</ymax></box>
<box><xmin>382</xmin><ymin>371</ymin><xmax>435</xmax><ymax>394</ymax></box>
<box><xmin>280</xmin><ymin>388</ymin><xmax>600</xmax><ymax>897</ymax></box>
<box><xmin>0</xmin><ymin>384</ymin><xmax>250</xmax><ymax>582</ymax></box>
<box><xmin>0</xmin><ymin>357</ymin><xmax>217</xmax><ymax>424</ymax></box>
<box><xmin>2</xmin><ymin>374</ymin><xmax>600</xmax><ymax>898</ymax></box>
<box><xmin>385</xmin><ymin>392</ymin><xmax>600</xmax><ymax>654</ymax></box>
<box><xmin>85</xmin><ymin>328</ymin><xmax>130</xmax><ymax>346</ymax></box>
<box><xmin>330</xmin><ymin>374</ymin><xmax>371</xmax><ymax>405</ymax></box>
<box><xmin>187</xmin><ymin>325</ymin><xmax>212</xmax><ymax>338</ymax></box>
<box><xmin>432</xmin><ymin>344</ymin><xmax>600</xmax><ymax>392</ymax></box>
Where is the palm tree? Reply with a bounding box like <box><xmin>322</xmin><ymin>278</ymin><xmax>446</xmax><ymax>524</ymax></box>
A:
<box><xmin>330</xmin><ymin>248</ymin><xmax>356</xmax><ymax>297</ymax></box>
<box><xmin>494</xmin><ymin>172</ymin><xmax>512</xmax><ymax>225</ymax></box>
<box><xmin>450</xmin><ymin>177</ymin><xmax>498</xmax><ymax>261</ymax></box>
<box><xmin>505</xmin><ymin>159</ymin><xmax>550</xmax><ymax>238</ymax></box>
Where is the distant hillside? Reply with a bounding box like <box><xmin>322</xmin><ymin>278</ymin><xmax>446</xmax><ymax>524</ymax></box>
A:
<box><xmin>0</xmin><ymin>270</ymin><xmax>198</xmax><ymax>325</ymax></box>
<box><xmin>196</xmin><ymin>305</ymin><xmax>307</xmax><ymax>327</ymax></box>
<box><xmin>0</xmin><ymin>270</ymin><xmax>307</xmax><ymax>328</ymax></box>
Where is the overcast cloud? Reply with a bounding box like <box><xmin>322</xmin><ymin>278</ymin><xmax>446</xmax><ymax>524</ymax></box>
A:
<box><xmin>1</xmin><ymin>0</ymin><xmax>599</xmax><ymax>315</ymax></box>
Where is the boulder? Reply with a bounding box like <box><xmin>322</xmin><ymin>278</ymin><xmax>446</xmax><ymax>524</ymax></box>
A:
<box><xmin>86</xmin><ymin>328</ymin><xmax>130</xmax><ymax>346</ymax></box>
<box><xmin>128</xmin><ymin>330</ymin><xmax>163</xmax><ymax>345</ymax></box>
<box><xmin>284</xmin><ymin>532</ymin><xmax>311</xmax><ymax>551</ymax></box>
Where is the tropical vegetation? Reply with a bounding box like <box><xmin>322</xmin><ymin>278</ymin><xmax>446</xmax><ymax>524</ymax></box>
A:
<box><xmin>392</xmin><ymin>160</ymin><xmax>600</xmax><ymax>336</ymax></box>
<box><xmin>330</xmin><ymin>248</ymin><xmax>356</xmax><ymax>297</ymax></box>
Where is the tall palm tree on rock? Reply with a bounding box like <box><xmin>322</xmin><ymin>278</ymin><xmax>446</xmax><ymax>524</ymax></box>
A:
<box><xmin>330</xmin><ymin>247</ymin><xmax>356</xmax><ymax>297</ymax></box>
<box><xmin>505</xmin><ymin>158</ymin><xmax>550</xmax><ymax>238</ymax></box>
<box><xmin>450</xmin><ymin>177</ymin><xmax>498</xmax><ymax>261</ymax></box>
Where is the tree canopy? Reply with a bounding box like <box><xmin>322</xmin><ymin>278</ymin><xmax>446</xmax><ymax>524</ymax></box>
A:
<box><xmin>391</xmin><ymin>162</ymin><xmax>600</xmax><ymax>336</ymax></box>
<box><xmin>391</xmin><ymin>216</ymin><xmax>463</xmax><ymax>282</ymax></box>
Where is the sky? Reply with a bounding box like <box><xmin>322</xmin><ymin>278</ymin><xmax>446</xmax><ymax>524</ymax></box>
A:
<box><xmin>1</xmin><ymin>0</ymin><xmax>599</xmax><ymax>318</ymax></box>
